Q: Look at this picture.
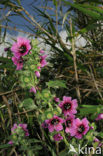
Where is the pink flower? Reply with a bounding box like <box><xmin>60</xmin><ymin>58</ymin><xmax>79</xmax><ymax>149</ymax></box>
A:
<box><xmin>35</xmin><ymin>71</ymin><xmax>40</xmax><ymax>78</ymax></box>
<box><xmin>53</xmin><ymin>133</ymin><xmax>63</xmax><ymax>141</ymax></box>
<box><xmin>54</xmin><ymin>97</ymin><xmax>60</xmax><ymax>103</ymax></box>
<box><xmin>29</xmin><ymin>51</ymin><xmax>32</xmax><ymax>54</ymax></box>
<box><xmin>11</xmin><ymin>123</ymin><xmax>29</xmax><ymax>136</ymax></box>
<box><xmin>95</xmin><ymin>113</ymin><xmax>103</xmax><ymax>121</ymax></box>
<box><xmin>8</xmin><ymin>141</ymin><xmax>13</xmax><ymax>145</ymax></box>
<box><xmin>19</xmin><ymin>124</ymin><xmax>29</xmax><ymax>136</ymax></box>
<box><xmin>58</xmin><ymin>96</ymin><xmax>78</xmax><ymax>116</ymax></box>
<box><xmin>42</xmin><ymin>120</ymin><xmax>48</xmax><ymax>129</ymax></box>
<box><xmin>4</xmin><ymin>47</ymin><xmax>10</xmax><ymax>52</ymax></box>
<box><xmin>11</xmin><ymin>123</ymin><xmax>18</xmax><ymax>133</ymax></box>
<box><xmin>40</xmin><ymin>50</ymin><xmax>45</xmax><ymax>54</ymax></box>
<box><xmin>94</xmin><ymin>137</ymin><xmax>103</xmax><ymax>147</ymax></box>
<box><xmin>94</xmin><ymin>137</ymin><xmax>100</xmax><ymax>142</ymax></box>
<box><xmin>8</xmin><ymin>123</ymin><xmax>29</xmax><ymax>145</ymax></box>
<box><xmin>37</xmin><ymin>66</ymin><xmax>41</xmax><ymax>70</ymax></box>
<box><xmin>46</xmin><ymin>115</ymin><xmax>64</xmax><ymax>132</ymax></box>
<box><xmin>11</xmin><ymin>37</ymin><xmax>31</xmax><ymax>58</ymax></box>
<box><xmin>40</xmin><ymin>59</ymin><xmax>47</xmax><ymax>67</ymax></box>
<box><xmin>40</xmin><ymin>55</ymin><xmax>47</xmax><ymax>60</ymax></box>
<box><xmin>29</xmin><ymin>87</ymin><xmax>36</xmax><ymax>94</ymax></box>
<box><xmin>40</xmin><ymin>55</ymin><xmax>47</xmax><ymax>67</ymax></box>
<box><xmin>65</xmin><ymin>115</ymin><xmax>75</xmax><ymax>133</ymax></box>
<box><xmin>70</xmin><ymin>118</ymin><xmax>89</xmax><ymax>139</ymax></box>
<box><xmin>12</xmin><ymin>56</ymin><xmax>23</xmax><ymax>70</ymax></box>
<box><xmin>90</xmin><ymin>126</ymin><xmax>94</xmax><ymax>130</ymax></box>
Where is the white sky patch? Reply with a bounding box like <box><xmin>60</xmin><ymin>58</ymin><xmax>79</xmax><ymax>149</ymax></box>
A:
<box><xmin>0</xmin><ymin>30</ymin><xmax>87</xmax><ymax>57</ymax></box>
<box><xmin>59</xmin><ymin>30</ymin><xmax>87</xmax><ymax>49</ymax></box>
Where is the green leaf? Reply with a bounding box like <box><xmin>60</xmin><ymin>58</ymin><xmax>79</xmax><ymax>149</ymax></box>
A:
<box><xmin>62</xmin><ymin>11</ymin><xmax>70</xmax><ymax>28</ymax></box>
<box><xmin>32</xmin><ymin>145</ymin><xmax>42</xmax><ymax>151</ymax></box>
<box><xmin>76</xmin><ymin>23</ymin><xmax>100</xmax><ymax>36</ymax></box>
<box><xmin>28</xmin><ymin>139</ymin><xmax>41</xmax><ymax>143</ymax></box>
<box><xmin>58</xmin><ymin>148</ymin><xmax>69</xmax><ymax>156</ymax></box>
<box><xmin>0</xmin><ymin>144</ymin><xmax>11</xmax><ymax>149</ymax></box>
<box><xmin>63</xmin><ymin>1</ymin><xmax>103</xmax><ymax>20</ymax></box>
<box><xmin>79</xmin><ymin>4</ymin><xmax>103</xmax><ymax>14</ymax></box>
<box><xmin>79</xmin><ymin>105</ymin><xmax>103</xmax><ymax>115</ymax></box>
<box><xmin>19</xmin><ymin>98</ymin><xmax>37</xmax><ymax>110</ymax></box>
<box><xmin>98</xmin><ymin>133</ymin><xmax>103</xmax><ymax>138</ymax></box>
<box><xmin>46</xmin><ymin>80</ymin><xmax>67</xmax><ymax>88</ymax></box>
<box><xmin>53</xmin><ymin>0</ymin><xmax>57</xmax><ymax>6</ymax></box>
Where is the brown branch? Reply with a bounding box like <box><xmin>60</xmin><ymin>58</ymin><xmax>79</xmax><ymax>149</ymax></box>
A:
<box><xmin>14</xmin><ymin>109</ymin><xmax>35</xmax><ymax>115</ymax></box>
<box><xmin>0</xmin><ymin>10</ymin><xmax>11</xmax><ymax>22</ymax></box>
<box><xmin>14</xmin><ymin>93</ymin><xmax>21</xmax><ymax>122</ymax></box>
<box><xmin>2</xmin><ymin>95</ymin><xmax>12</xmax><ymax>127</ymax></box>
<box><xmin>21</xmin><ymin>7</ymin><xmax>55</xmax><ymax>40</ymax></box>
<box><xmin>0</xmin><ymin>88</ymin><xmax>20</xmax><ymax>96</ymax></box>
<box><xmin>0</xmin><ymin>25</ymin><xmax>35</xmax><ymax>36</ymax></box>
<box><xmin>89</xmin><ymin>66</ymin><xmax>103</xmax><ymax>100</ymax></box>
<box><xmin>70</xmin><ymin>18</ymin><xmax>81</xmax><ymax>103</ymax></box>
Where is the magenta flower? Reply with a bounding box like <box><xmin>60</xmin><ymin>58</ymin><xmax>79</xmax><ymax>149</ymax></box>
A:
<box><xmin>95</xmin><ymin>113</ymin><xmax>103</xmax><ymax>121</ymax></box>
<box><xmin>37</xmin><ymin>66</ymin><xmax>41</xmax><ymax>70</ymax></box>
<box><xmin>40</xmin><ymin>59</ymin><xmax>47</xmax><ymax>67</ymax></box>
<box><xmin>35</xmin><ymin>71</ymin><xmax>40</xmax><ymax>78</ymax></box>
<box><xmin>12</xmin><ymin>56</ymin><xmax>23</xmax><ymax>70</ymax></box>
<box><xmin>8</xmin><ymin>140</ymin><xmax>13</xmax><ymax>145</ymax></box>
<box><xmin>58</xmin><ymin>96</ymin><xmax>78</xmax><ymax>116</ymax></box>
<box><xmin>4</xmin><ymin>47</ymin><xmax>10</xmax><ymax>52</ymax></box>
<box><xmin>46</xmin><ymin>115</ymin><xmax>64</xmax><ymax>132</ymax></box>
<box><xmin>54</xmin><ymin>97</ymin><xmax>60</xmax><ymax>103</ymax></box>
<box><xmin>53</xmin><ymin>133</ymin><xmax>63</xmax><ymax>141</ymax></box>
<box><xmin>42</xmin><ymin>120</ymin><xmax>48</xmax><ymax>129</ymax></box>
<box><xmin>19</xmin><ymin>124</ymin><xmax>29</xmax><ymax>136</ymax></box>
<box><xmin>90</xmin><ymin>126</ymin><xmax>94</xmax><ymax>130</ymax></box>
<box><xmin>11</xmin><ymin>123</ymin><xmax>18</xmax><ymax>133</ymax></box>
<box><xmin>11</xmin><ymin>37</ymin><xmax>31</xmax><ymax>58</ymax></box>
<box><xmin>70</xmin><ymin>118</ymin><xmax>89</xmax><ymax>139</ymax></box>
<box><xmin>40</xmin><ymin>50</ymin><xmax>45</xmax><ymax>54</ymax></box>
<box><xmin>94</xmin><ymin>137</ymin><xmax>103</xmax><ymax>147</ymax></box>
<box><xmin>29</xmin><ymin>51</ymin><xmax>32</xmax><ymax>54</ymax></box>
<box><xmin>11</xmin><ymin>123</ymin><xmax>29</xmax><ymax>136</ymax></box>
<box><xmin>94</xmin><ymin>137</ymin><xmax>100</xmax><ymax>142</ymax></box>
<box><xmin>40</xmin><ymin>55</ymin><xmax>47</xmax><ymax>67</ymax></box>
<box><xmin>65</xmin><ymin>115</ymin><xmax>75</xmax><ymax>133</ymax></box>
<box><xmin>40</xmin><ymin>55</ymin><xmax>47</xmax><ymax>60</ymax></box>
<box><xmin>29</xmin><ymin>87</ymin><xmax>36</xmax><ymax>94</ymax></box>
<box><xmin>8</xmin><ymin>123</ymin><xmax>29</xmax><ymax>144</ymax></box>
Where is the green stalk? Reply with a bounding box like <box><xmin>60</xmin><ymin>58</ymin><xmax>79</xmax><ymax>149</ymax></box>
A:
<box><xmin>61</xmin><ymin>131</ymin><xmax>69</xmax><ymax>147</ymax></box>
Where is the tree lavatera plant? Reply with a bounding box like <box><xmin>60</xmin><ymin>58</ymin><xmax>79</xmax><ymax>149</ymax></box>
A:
<box><xmin>7</xmin><ymin>37</ymin><xmax>103</xmax><ymax>155</ymax></box>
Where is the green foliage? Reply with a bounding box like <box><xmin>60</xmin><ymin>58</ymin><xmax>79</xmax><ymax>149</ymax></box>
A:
<box><xmin>19</xmin><ymin>98</ymin><xmax>37</xmax><ymax>110</ymax></box>
<box><xmin>46</xmin><ymin>80</ymin><xmax>67</xmax><ymax>89</ymax></box>
<box><xmin>79</xmin><ymin>105</ymin><xmax>103</xmax><ymax>116</ymax></box>
<box><xmin>0</xmin><ymin>0</ymin><xmax>103</xmax><ymax>155</ymax></box>
<box><xmin>19</xmin><ymin>39</ymin><xmax>40</xmax><ymax>89</ymax></box>
<box><xmin>63</xmin><ymin>0</ymin><xmax>103</xmax><ymax>20</ymax></box>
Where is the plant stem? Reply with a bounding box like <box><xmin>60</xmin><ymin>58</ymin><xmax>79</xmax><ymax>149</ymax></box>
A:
<box><xmin>61</xmin><ymin>131</ymin><xmax>69</xmax><ymax>147</ymax></box>
<box><xmin>70</xmin><ymin>18</ymin><xmax>81</xmax><ymax>104</ymax></box>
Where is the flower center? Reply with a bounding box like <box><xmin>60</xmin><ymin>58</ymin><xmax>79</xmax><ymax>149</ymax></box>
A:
<box><xmin>51</xmin><ymin>119</ymin><xmax>59</xmax><ymax>125</ymax></box>
<box><xmin>66</xmin><ymin>120</ymin><xmax>71</xmax><ymax>127</ymax></box>
<box><xmin>78</xmin><ymin>125</ymin><xmax>85</xmax><ymax>134</ymax></box>
<box><xmin>18</xmin><ymin>59</ymin><xmax>23</xmax><ymax>64</ymax></box>
<box><xmin>19</xmin><ymin>45</ymin><xmax>27</xmax><ymax>53</ymax></box>
<box><xmin>44</xmin><ymin>122</ymin><xmax>48</xmax><ymax>128</ymax></box>
<box><xmin>17</xmin><ymin>58</ymin><xmax>23</xmax><ymax>64</ymax></box>
<box><xmin>64</xmin><ymin>102</ymin><xmax>71</xmax><ymax>110</ymax></box>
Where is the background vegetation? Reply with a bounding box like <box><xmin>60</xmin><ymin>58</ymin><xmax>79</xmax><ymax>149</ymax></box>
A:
<box><xmin>0</xmin><ymin>0</ymin><xmax>103</xmax><ymax>155</ymax></box>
